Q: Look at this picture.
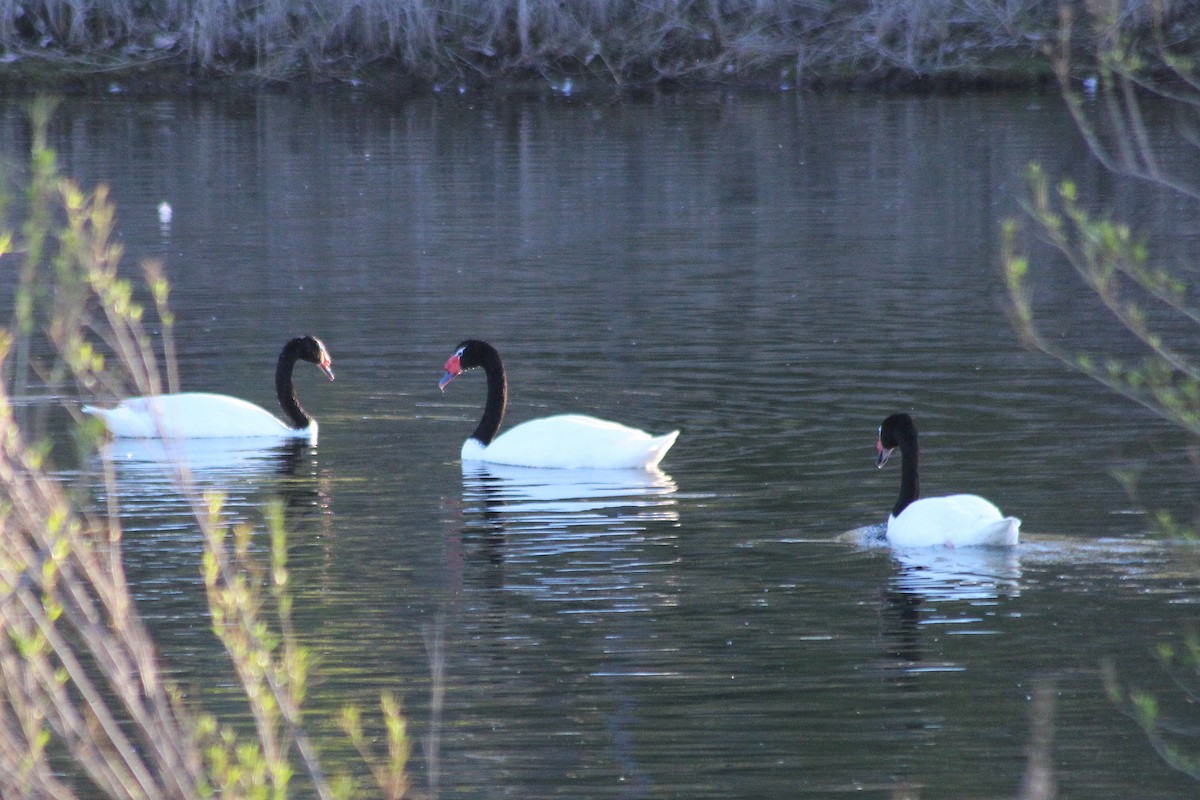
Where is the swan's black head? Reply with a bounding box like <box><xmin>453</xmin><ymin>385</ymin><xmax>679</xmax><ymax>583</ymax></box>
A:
<box><xmin>876</xmin><ymin>413</ymin><xmax>915</xmax><ymax>468</ymax></box>
<box><xmin>287</xmin><ymin>336</ymin><xmax>335</xmax><ymax>380</ymax></box>
<box><xmin>438</xmin><ymin>339</ymin><xmax>495</xmax><ymax>391</ymax></box>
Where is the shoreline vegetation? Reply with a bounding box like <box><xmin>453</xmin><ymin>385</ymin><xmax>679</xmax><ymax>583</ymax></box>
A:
<box><xmin>0</xmin><ymin>0</ymin><xmax>1194</xmax><ymax>96</ymax></box>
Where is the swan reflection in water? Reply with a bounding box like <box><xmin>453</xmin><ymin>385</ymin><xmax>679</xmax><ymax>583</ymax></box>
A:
<box><xmin>844</xmin><ymin>523</ymin><xmax>1023</xmax><ymax>604</ymax></box>
<box><xmin>458</xmin><ymin>463</ymin><xmax>681</xmax><ymax>607</ymax></box>
<box><xmin>884</xmin><ymin>545</ymin><xmax>1021</xmax><ymax>672</ymax></box>
<box><xmin>867</xmin><ymin>541</ymin><xmax>1026</xmax><ymax>794</ymax></box>
<box><xmin>94</xmin><ymin>437</ymin><xmax>329</xmax><ymax>535</ymax></box>
<box><xmin>888</xmin><ymin>543</ymin><xmax>1023</xmax><ymax>605</ymax></box>
<box><xmin>452</xmin><ymin>464</ymin><xmax>682</xmax><ymax>794</ymax></box>
<box><xmin>462</xmin><ymin>463</ymin><xmax>680</xmax><ymax>524</ymax></box>
<box><xmin>840</xmin><ymin>524</ymin><xmax>1024</xmax><ymax>681</ymax></box>
<box><xmin>91</xmin><ymin>437</ymin><xmax>335</xmax><ymax>669</ymax></box>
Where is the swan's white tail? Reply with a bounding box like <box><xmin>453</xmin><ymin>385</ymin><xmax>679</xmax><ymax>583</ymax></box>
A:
<box><xmin>646</xmin><ymin>430</ymin><xmax>680</xmax><ymax>469</ymax></box>
<box><xmin>82</xmin><ymin>405</ymin><xmax>125</xmax><ymax>431</ymax></box>
<box><xmin>964</xmin><ymin>516</ymin><xmax>1021</xmax><ymax>547</ymax></box>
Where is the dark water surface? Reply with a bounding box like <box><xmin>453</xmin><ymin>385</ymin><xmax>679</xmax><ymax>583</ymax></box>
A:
<box><xmin>7</xmin><ymin>90</ymin><xmax>1200</xmax><ymax>798</ymax></box>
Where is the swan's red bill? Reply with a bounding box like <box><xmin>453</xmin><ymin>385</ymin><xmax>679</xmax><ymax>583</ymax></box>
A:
<box><xmin>438</xmin><ymin>354</ymin><xmax>463</xmax><ymax>392</ymax></box>
<box><xmin>319</xmin><ymin>358</ymin><xmax>335</xmax><ymax>381</ymax></box>
<box><xmin>876</xmin><ymin>439</ymin><xmax>892</xmax><ymax>468</ymax></box>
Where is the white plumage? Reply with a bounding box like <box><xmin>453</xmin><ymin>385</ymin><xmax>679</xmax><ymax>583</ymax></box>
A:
<box><xmin>886</xmin><ymin>493</ymin><xmax>1020</xmax><ymax>548</ymax></box>
<box><xmin>84</xmin><ymin>393</ymin><xmax>318</xmax><ymax>442</ymax></box>
<box><xmin>459</xmin><ymin>413</ymin><xmax>678</xmax><ymax>470</ymax></box>
<box><xmin>440</xmin><ymin>340</ymin><xmax>678</xmax><ymax>471</ymax></box>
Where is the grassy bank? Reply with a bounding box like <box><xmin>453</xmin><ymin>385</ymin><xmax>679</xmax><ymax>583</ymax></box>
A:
<box><xmin>0</xmin><ymin>0</ymin><xmax>1192</xmax><ymax>94</ymax></box>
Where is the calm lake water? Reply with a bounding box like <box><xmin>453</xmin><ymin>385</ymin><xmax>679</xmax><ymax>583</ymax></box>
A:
<box><xmin>6</xmin><ymin>88</ymin><xmax>1200</xmax><ymax>798</ymax></box>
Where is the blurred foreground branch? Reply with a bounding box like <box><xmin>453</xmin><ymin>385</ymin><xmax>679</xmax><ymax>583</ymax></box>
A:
<box><xmin>1003</xmin><ymin>2</ymin><xmax>1200</xmax><ymax>787</ymax></box>
<box><xmin>0</xmin><ymin>100</ymin><xmax>410</xmax><ymax>798</ymax></box>
<box><xmin>1003</xmin><ymin>2</ymin><xmax>1200</xmax><ymax>436</ymax></box>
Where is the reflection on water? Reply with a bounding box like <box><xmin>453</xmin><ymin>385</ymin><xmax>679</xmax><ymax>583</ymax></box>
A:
<box><xmin>97</xmin><ymin>437</ymin><xmax>321</xmax><ymax>518</ymax></box>
<box><xmin>436</xmin><ymin>464</ymin><xmax>688</xmax><ymax>795</ymax></box>
<box><xmin>94</xmin><ymin>438</ymin><xmax>333</xmax><ymax>630</ymax></box>
<box><xmin>101</xmin><ymin>436</ymin><xmax>309</xmax><ymax>479</ymax></box>
<box><xmin>459</xmin><ymin>463</ymin><xmax>680</xmax><ymax>613</ymax></box>
<box><xmin>842</xmin><ymin>522</ymin><xmax>1025</xmax><ymax>679</ymax></box>
<box><xmin>462</xmin><ymin>462</ymin><xmax>678</xmax><ymax>523</ymax></box>
<box><xmin>841</xmin><ymin>523</ymin><xmax>1023</xmax><ymax>604</ymax></box>
<box><xmin>889</xmin><ymin>545</ymin><xmax>1022</xmax><ymax>604</ymax></box>
<box><xmin>874</xmin><ymin>545</ymin><xmax>1023</xmax><ymax>682</ymax></box>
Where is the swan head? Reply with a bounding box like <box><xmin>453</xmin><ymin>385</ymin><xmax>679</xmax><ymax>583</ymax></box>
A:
<box><xmin>291</xmin><ymin>336</ymin><xmax>335</xmax><ymax>381</ymax></box>
<box><xmin>438</xmin><ymin>339</ymin><xmax>489</xmax><ymax>391</ymax></box>
<box><xmin>876</xmin><ymin>412</ymin><xmax>915</xmax><ymax>468</ymax></box>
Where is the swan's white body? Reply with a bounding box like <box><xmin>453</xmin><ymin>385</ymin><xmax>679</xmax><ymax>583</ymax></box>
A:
<box><xmin>440</xmin><ymin>340</ymin><xmax>679</xmax><ymax>471</ymax></box>
<box><xmin>461</xmin><ymin>413</ymin><xmax>678</xmax><ymax>470</ymax></box>
<box><xmin>886</xmin><ymin>494</ymin><xmax>1020</xmax><ymax>548</ymax></box>
<box><xmin>83</xmin><ymin>393</ymin><xmax>318</xmax><ymax>443</ymax></box>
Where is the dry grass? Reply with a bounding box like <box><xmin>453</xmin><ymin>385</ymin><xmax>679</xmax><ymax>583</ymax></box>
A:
<box><xmin>0</xmin><ymin>0</ymin><xmax>1181</xmax><ymax>88</ymax></box>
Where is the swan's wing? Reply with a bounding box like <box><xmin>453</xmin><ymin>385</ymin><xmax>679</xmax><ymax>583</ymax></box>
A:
<box><xmin>960</xmin><ymin>516</ymin><xmax>1021</xmax><ymax>547</ymax></box>
<box><xmin>475</xmin><ymin>414</ymin><xmax>678</xmax><ymax>469</ymax></box>
<box><xmin>939</xmin><ymin>494</ymin><xmax>1006</xmax><ymax>520</ymax></box>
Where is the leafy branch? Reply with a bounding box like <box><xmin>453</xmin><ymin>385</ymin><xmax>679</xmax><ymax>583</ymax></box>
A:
<box><xmin>1003</xmin><ymin>163</ymin><xmax>1200</xmax><ymax>435</ymax></box>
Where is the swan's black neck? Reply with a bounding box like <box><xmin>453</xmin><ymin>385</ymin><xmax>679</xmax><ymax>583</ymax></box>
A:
<box><xmin>471</xmin><ymin>344</ymin><xmax>507</xmax><ymax>445</ymax></box>
<box><xmin>276</xmin><ymin>341</ymin><xmax>313</xmax><ymax>429</ymax></box>
<box><xmin>892</xmin><ymin>432</ymin><xmax>920</xmax><ymax>517</ymax></box>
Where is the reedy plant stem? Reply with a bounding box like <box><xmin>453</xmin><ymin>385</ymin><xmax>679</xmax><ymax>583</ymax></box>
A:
<box><xmin>0</xmin><ymin>361</ymin><xmax>204</xmax><ymax>797</ymax></box>
<box><xmin>1</xmin><ymin>98</ymin><xmax>413</xmax><ymax>800</ymax></box>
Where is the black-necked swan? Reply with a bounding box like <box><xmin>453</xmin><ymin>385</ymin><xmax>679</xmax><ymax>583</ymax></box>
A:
<box><xmin>876</xmin><ymin>413</ymin><xmax>1020</xmax><ymax>548</ymax></box>
<box><xmin>437</xmin><ymin>339</ymin><xmax>678</xmax><ymax>470</ymax></box>
<box><xmin>83</xmin><ymin>336</ymin><xmax>334</xmax><ymax>442</ymax></box>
